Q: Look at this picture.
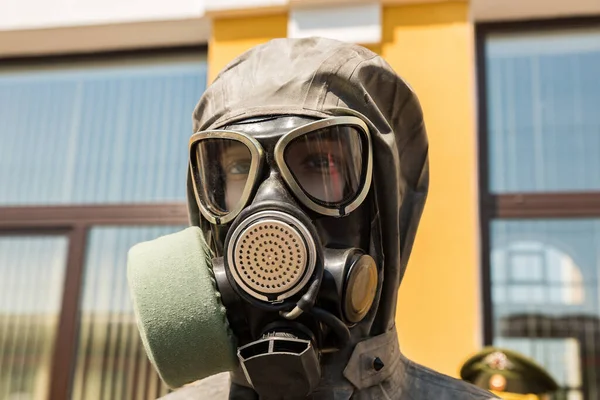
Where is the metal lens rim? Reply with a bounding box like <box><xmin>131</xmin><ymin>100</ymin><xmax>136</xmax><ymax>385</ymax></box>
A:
<box><xmin>189</xmin><ymin>115</ymin><xmax>373</xmax><ymax>223</ymax></box>
<box><xmin>188</xmin><ymin>130</ymin><xmax>263</xmax><ymax>225</ymax></box>
<box><xmin>274</xmin><ymin>116</ymin><xmax>373</xmax><ymax>217</ymax></box>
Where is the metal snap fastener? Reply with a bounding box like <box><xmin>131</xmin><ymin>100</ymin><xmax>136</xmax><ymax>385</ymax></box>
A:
<box><xmin>373</xmin><ymin>357</ymin><xmax>385</xmax><ymax>371</ymax></box>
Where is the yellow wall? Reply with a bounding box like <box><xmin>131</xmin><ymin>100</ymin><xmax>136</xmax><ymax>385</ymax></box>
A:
<box><xmin>208</xmin><ymin>14</ymin><xmax>288</xmax><ymax>83</ymax></box>
<box><xmin>382</xmin><ymin>2</ymin><xmax>479</xmax><ymax>377</ymax></box>
<box><xmin>207</xmin><ymin>1</ymin><xmax>479</xmax><ymax>379</ymax></box>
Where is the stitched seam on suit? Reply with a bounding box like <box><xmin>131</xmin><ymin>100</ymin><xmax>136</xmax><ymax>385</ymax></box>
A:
<box><xmin>406</xmin><ymin>359</ymin><xmax>494</xmax><ymax>397</ymax></box>
<box><xmin>337</xmin><ymin>53</ymin><xmax>381</xmax><ymax>108</ymax></box>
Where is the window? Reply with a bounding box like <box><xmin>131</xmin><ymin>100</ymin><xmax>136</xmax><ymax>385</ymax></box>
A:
<box><xmin>71</xmin><ymin>226</ymin><xmax>185</xmax><ymax>400</ymax></box>
<box><xmin>0</xmin><ymin>51</ymin><xmax>206</xmax><ymax>205</ymax></box>
<box><xmin>0</xmin><ymin>236</ymin><xmax>68</xmax><ymax>399</ymax></box>
<box><xmin>0</xmin><ymin>47</ymin><xmax>206</xmax><ymax>400</ymax></box>
<box><xmin>478</xmin><ymin>20</ymin><xmax>600</xmax><ymax>400</ymax></box>
<box><xmin>484</xmin><ymin>27</ymin><xmax>600</xmax><ymax>193</ymax></box>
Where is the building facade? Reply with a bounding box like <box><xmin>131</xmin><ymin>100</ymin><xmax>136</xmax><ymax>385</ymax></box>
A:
<box><xmin>1</xmin><ymin>0</ymin><xmax>600</xmax><ymax>399</ymax></box>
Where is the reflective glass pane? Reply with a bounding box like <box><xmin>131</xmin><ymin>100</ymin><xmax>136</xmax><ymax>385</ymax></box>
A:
<box><xmin>491</xmin><ymin>219</ymin><xmax>600</xmax><ymax>398</ymax></box>
<box><xmin>486</xmin><ymin>28</ymin><xmax>600</xmax><ymax>193</ymax></box>
<box><xmin>71</xmin><ymin>226</ymin><xmax>185</xmax><ymax>400</ymax></box>
<box><xmin>0</xmin><ymin>54</ymin><xmax>206</xmax><ymax>205</ymax></box>
<box><xmin>0</xmin><ymin>236</ymin><xmax>68</xmax><ymax>400</ymax></box>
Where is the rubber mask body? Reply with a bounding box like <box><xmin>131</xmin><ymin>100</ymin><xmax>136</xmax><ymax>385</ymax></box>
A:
<box><xmin>204</xmin><ymin>116</ymin><xmax>377</xmax><ymax>399</ymax></box>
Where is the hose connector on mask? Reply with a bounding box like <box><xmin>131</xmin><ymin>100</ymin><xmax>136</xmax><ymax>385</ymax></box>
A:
<box><xmin>322</xmin><ymin>248</ymin><xmax>379</xmax><ymax>325</ymax></box>
<box><xmin>237</xmin><ymin>323</ymin><xmax>321</xmax><ymax>399</ymax></box>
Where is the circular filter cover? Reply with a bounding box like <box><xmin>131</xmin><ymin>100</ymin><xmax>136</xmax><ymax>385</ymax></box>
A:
<box><xmin>233</xmin><ymin>219</ymin><xmax>309</xmax><ymax>299</ymax></box>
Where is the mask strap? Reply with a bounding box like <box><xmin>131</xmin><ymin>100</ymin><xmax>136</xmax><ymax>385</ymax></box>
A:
<box><xmin>368</xmin><ymin>178</ymin><xmax>386</xmax><ymax>336</ymax></box>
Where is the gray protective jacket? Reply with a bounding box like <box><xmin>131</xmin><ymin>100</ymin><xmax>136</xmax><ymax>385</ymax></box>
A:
<box><xmin>160</xmin><ymin>37</ymin><xmax>497</xmax><ymax>400</ymax></box>
<box><xmin>161</xmin><ymin>327</ymin><xmax>497</xmax><ymax>399</ymax></box>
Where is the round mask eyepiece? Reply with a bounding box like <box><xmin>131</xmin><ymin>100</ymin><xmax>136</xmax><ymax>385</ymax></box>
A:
<box><xmin>226</xmin><ymin>210</ymin><xmax>317</xmax><ymax>303</ymax></box>
<box><xmin>343</xmin><ymin>254</ymin><xmax>378</xmax><ymax>324</ymax></box>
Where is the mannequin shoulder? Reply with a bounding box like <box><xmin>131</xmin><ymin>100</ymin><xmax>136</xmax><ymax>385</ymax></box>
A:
<box><xmin>404</xmin><ymin>360</ymin><xmax>500</xmax><ymax>399</ymax></box>
<box><xmin>157</xmin><ymin>373</ymin><xmax>230</xmax><ymax>400</ymax></box>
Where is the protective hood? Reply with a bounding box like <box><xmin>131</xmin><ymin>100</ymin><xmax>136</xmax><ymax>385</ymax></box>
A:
<box><xmin>187</xmin><ymin>37</ymin><xmax>428</xmax><ymax>333</ymax></box>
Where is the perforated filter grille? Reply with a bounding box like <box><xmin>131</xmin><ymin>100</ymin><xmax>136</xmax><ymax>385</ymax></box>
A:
<box><xmin>233</xmin><ymin>219</ymin><xmax>307</xmax><ymax>295</ymax></box>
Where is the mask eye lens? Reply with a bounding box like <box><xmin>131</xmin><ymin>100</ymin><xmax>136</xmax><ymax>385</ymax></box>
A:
<box><xmin>194</xmin><ymin>138</ymin><xmax>252</xmax><ymax>215</ymax></box>
<box><xmin>283</xmin><ymin>125</ymin><xmax>365</xmax><ymax>206</ymax></box>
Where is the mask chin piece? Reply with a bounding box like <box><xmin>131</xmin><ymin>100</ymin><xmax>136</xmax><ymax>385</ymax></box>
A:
<box><xmin>238</xmin><ymin>324</ymin><xmax>321</xmax><ymax>399</ymax></box>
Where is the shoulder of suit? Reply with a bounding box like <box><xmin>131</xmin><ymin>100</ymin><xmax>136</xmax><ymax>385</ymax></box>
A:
<box><xmin>404</xmin><ymin>359</ymin><xmax>500</xmax><ymax>399</ymax></box>
<box><xmin>157</xmin><ymin>373</ymin><xmax>230</xmax><ymax>400</ymax></box>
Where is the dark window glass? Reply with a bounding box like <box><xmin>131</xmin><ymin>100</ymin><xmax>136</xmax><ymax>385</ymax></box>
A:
<box><xmin>486</xmin><ymin>29</ymin><xmax>600</xmax><ymax>193</ymax></box>
<box><xmin>0</xmin><ymin>236</ymin><xmax>68</xmax><ymax>399</ymax></box>
<box><xmin>491</xmin><ymin>219</ymin><xmax>600</xmax><ymax>399</ymax></box>
<box><xmin>71</xmin><ymin>226</ymin><xmax>185</xmax><ymax>400</ymax></box>
<box><xmin>0</xmin><ymin>56</ymin><xmax>207</xmax><ymax>205</ymax></box>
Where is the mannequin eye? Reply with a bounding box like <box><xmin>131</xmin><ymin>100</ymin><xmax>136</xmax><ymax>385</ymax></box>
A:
<box><xmin>302</xmin><ymin>154</ymin><xmax>341</xmax><ymax>173</ymax></box>
<box><xmin>226</xmin><ymin>160</ymin><xmax>251</xmax><ymax>176</ymax></box>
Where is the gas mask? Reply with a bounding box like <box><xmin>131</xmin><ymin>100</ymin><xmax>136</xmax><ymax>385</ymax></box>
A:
<box><xmin>196</xmin><ymin>113</ymin><xmax>379</xmax><ymax>390</ymax></box>
<box><xmin>128</xmin><ymin>113</ymin><xmax>381</xmax><ymax>399</ymax></box>
<box><xmin>129</xmin><ymin>37</ymin><xmax>434</xmax><ymax>400</ymax></box>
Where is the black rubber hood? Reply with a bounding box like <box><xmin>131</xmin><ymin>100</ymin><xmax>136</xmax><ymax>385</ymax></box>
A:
<box><xmin>187</xmin><ymin>37</ymin><xmax>429</xmax><ymax>332</ymax></box>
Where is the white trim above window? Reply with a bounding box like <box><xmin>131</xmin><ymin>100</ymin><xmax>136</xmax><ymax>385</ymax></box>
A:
<box><xmin>204</xmin><ymin>0</ymin><xmax>287</xmax><ymax>16</ymax></box>
<box><xmin>288</xmin><ymin>2</ymin><xmax>381</xmax><ymax>45</ymax></box>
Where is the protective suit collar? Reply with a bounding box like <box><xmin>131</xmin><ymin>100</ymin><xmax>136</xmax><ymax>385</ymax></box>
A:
<box><xmin>161</xmin><ymin>325</ymin><xmax>497</xmax><ymax>400</ymax></box>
